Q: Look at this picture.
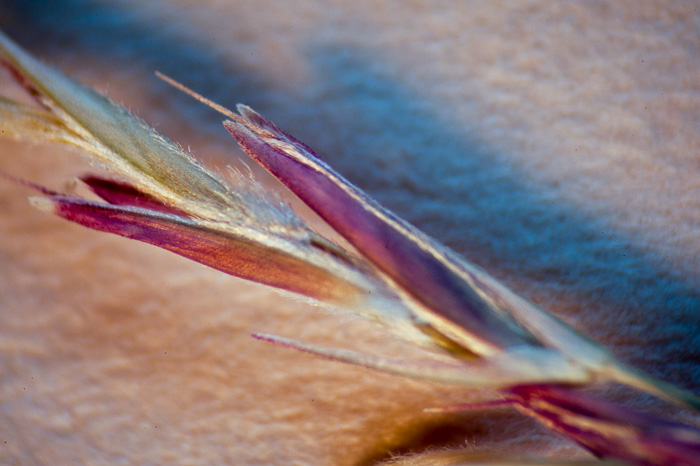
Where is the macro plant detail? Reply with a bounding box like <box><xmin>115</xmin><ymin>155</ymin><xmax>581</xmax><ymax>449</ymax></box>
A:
<box><xmin>0</xmin><ymin>30</ymin><xmax>698</xmax><ymax>464</ymax></box>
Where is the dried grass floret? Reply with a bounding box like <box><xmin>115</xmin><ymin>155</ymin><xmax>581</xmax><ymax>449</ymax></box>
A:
<box><xmin>1</xmin><ymin>30</ymin><xmax>698</xmax><ymax>464</ymax></box>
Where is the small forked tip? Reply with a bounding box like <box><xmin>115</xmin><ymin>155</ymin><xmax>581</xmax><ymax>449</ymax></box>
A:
<box><xmin>29</xmin><ymin>196</ymin><xmax>56</xmax><ymax>213</ymax></box>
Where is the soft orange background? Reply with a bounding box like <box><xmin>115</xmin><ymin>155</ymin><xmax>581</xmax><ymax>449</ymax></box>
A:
<box><xmin>0</xmin><ymin>1</ymin><xmax>698</xmax><ymax>464</ymax></box>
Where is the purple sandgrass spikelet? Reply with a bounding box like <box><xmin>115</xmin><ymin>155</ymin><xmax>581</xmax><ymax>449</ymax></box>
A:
<box><xmin>225</xmin><ymin>109</ymin><xmax>541</xmax><ymax>354</ymax></box>
<box><xmin>1</xmin><ymin>28</ymin><xmax>699</xmax><ymax>465</ymax></box>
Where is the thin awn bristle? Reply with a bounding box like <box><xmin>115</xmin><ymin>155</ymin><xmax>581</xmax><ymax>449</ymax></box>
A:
<box><xmin>155</xmin><ymin>71</ymin><xmax>239</xmax><ymax>120</ymax></box>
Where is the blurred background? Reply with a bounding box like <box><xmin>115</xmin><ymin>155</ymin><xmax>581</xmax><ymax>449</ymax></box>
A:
<box><xmin>0</xmin><ymin>1</ymin><xmax>698</xmax><ymax>464</ymax></box>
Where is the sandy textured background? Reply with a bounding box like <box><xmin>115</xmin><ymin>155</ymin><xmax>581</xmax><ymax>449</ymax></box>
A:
<box><xmin>0</xmin><ymin>1</ymin><xmax>698</xmax><ymax>464</ymax></box>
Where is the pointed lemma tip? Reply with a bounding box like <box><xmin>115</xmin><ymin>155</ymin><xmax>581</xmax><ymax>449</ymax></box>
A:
<box><xmin>236</xmin><ymin>103</ymin><xmax>253</xmax><ymax>115</ymax></box>
<box><xmin>251</xmin><ymin>332</ymin><xmax>287</xmax><ymax>343</ymax></box>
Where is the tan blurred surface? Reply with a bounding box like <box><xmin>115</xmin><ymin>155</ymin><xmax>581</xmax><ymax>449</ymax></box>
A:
<box><xmin>0</xmin><ymin>1</ymin><xmax>698</xmax><ymax>464</ymax></box>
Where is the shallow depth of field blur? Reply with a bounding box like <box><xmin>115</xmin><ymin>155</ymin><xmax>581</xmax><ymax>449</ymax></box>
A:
<box><xmin>0</xmin><ymin>1</ymin><xmax>698</xmax><ymax>464</ymax></box>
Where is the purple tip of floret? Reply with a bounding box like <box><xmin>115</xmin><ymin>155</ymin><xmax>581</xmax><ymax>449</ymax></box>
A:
<box><xmin>79</xmin><ymin>175</ymin><xmax>190</xmax><ymax>216</ymax></box>
<box><xmin>507</xmin><ymin>385</ymin><xmax>700</xmax><ymax>464</ymax></box>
